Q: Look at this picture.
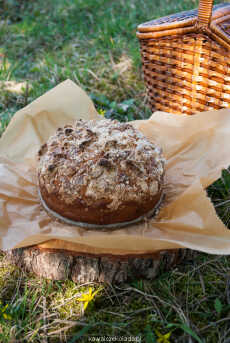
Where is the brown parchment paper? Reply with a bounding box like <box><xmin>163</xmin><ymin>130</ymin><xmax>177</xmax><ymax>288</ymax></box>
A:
<box><xmin>1</xmin><ymin>79</ymin><xmax>230</xmax><ymax>255</ymax></box>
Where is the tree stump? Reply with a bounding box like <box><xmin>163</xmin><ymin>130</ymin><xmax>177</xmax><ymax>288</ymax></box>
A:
<box><xmin>5</xmin><ymin>247</ymin><xmax>194</xmax><ymax>283</ymax></box>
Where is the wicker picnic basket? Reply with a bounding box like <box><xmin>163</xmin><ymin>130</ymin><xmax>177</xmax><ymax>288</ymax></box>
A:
<box><xmin>137</xmin><ymin>0</ymin><xmax>230</xmax><ymax>115</ymax></box>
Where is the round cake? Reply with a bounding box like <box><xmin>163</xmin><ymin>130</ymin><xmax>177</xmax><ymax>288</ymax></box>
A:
<box><xmin>37</xmin><ymin>119</ymin><xmax>165</xmax><ymax>228</ymax></box>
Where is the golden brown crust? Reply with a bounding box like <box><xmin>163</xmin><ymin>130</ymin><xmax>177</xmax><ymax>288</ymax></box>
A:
<box><xmin>39</xmin><ymin>182</ymin><xmax>163</xmax><ymax>225</ymax></box>
<box><xmin>37</xmin><ymin>119</ymin><xmax>165</xmax><ymax>226</ymax></box>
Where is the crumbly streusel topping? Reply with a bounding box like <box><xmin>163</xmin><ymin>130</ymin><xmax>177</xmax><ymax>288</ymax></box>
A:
<box><xmin>38</xmin><ymin>119</ymin><xmax>165</xmax><ymax>210</ymax></box>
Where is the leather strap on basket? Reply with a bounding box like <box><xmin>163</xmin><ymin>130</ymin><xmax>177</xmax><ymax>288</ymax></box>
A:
<box><xmin>197</xmin><ymin>0</ymin><xmax>214</xmax><ymax>27</ymax></box>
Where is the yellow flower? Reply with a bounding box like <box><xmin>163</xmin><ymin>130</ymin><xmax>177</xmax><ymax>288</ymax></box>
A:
<box><xmin>0</xmin><ymin>303</ymin><xmax>12</xmax><ymax>320</ymax></box>
<box><xmin>1</xmin><ymin>304</ymin><xmax>8</xmax><ymax>312</ymax></box>
<box><xmin>3</xmin><ymin>313</ymin><xmax>12</xmax><ymax>320</ymax></box>
<box><xmin>155</xmin><ymin>329</ymin><xmax>172</xmax><ymax>343</ymax></box>
<box><xmin>77</xmin><ymin>287</ymin><xmax>100</xmax><ymax>310</ymax></box>
<box><xmin>98</xmin><ymin>109</ymin><xmax>106</xmax><ymax>117</ymax></box>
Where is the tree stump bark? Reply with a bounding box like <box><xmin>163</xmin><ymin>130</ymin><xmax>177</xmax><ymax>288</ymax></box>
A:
<box><xmin>5</xmin><ymin>247</ymin><xmax>195</xmax><ymax>283</ymax></box>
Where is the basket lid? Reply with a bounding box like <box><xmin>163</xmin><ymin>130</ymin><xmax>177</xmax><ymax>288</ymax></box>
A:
<box><xmin>137</xmin><ymin>8</ymin><xmax>198</xmax><ymax>33</ymax></box>
<box><xmin>137</xmin><ymin>2</ymin><xmax>230</xmax><ymax>49</ymax></box>
<box><xmin>211</xmin><ymin>8</ymin><xmax>230</xmax><ymax>48</ymax></box>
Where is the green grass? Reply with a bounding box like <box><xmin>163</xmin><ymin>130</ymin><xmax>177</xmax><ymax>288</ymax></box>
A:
<box><xmin>1</xmin><ymin>252</ymin><xmax>230</xmax><ymax>342</ymax></box>
<box><xmin>0</xmin><ymin>0</ymin><xmax>208</xmax><ymax>131</ymax></box>
<box><xmin>1</xmin><ymin>0</ymin><xmax>230</xmax><ymax>342</ymax></box>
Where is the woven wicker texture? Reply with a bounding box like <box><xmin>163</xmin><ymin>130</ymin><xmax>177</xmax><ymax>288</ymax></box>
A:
<box><xmin>138</xmin><ymin>3</ymin><xmax>228</xmax><ymax>32</ymax></box>
<box><xmin>219</xmin><ymin>19</ymin><xmax>230</xmax><ymax>35</ymax></box>
<box><xmin>137</xmin><ymin>1</ymin><xmax>230</xmax><ymax>115</ymax></box>
<box><xmin>138</xmin><ymin>9</ymin><xmax>198</xmax><ymax>31</ymax></box>
<box><xmin>211</xmin><ymin>12</ymin><xmax>230</xmax><ymax>46</ymax></box>
<box><xmin>140</xmin><ymin>33</ymin><xmax>230</xmax><ymax>114</ymax></box>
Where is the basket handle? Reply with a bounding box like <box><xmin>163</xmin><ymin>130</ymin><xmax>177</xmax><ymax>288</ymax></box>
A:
<box><xmin>197</xmin><ymin>0</ymin><xmax>214</xmax><ymax>27</ymax></box>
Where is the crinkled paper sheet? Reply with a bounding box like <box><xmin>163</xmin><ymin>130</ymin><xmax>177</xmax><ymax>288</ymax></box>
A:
<box><xmin>1</xmin><ymin>79</ymin><xmax>230</xmax><ymax>255</ymax></box>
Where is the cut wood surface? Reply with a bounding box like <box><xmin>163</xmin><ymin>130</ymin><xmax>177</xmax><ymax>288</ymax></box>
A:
<box><xmin>6</xmin><ymin>247</ymin><xmax>194</xmax><ymax>283</ymax></box>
